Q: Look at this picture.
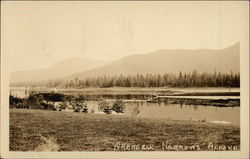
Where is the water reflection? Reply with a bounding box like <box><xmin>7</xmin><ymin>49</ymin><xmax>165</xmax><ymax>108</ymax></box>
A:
<box><xmin>193</xmin><ymin>105</ymin><xmax>198</xmax><ymax>111</ymax></box>
<box><xmin>86</xmin><ymin>100</ymin><xmax>240</xmax><ymax>126</ymax></box>
<box><xmin>9</xmin><ymin>88</ymin><xmax>240</xmax><ymax>126</ymax></box>
<box><xmin>65</xmin><ymin>93</ymin><xmax>146</xmax><ymax>101</ymax></box>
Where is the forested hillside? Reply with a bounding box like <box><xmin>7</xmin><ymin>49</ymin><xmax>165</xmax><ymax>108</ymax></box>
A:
<box><xmin>47</xmin><ymin>71</ymin><xmax>240</xmax><ymax>88</ymax></box>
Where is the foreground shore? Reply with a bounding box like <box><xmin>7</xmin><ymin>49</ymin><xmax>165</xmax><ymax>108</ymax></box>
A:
<box><xmin>10</xmin><ymin>109</ymin><xmax>240</xmax><ymax>151</ymax></box>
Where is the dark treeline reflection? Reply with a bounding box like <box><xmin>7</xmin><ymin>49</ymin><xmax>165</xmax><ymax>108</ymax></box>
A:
<box><xmin>47</xmin><ymin>71</ymin><xmax>240</xmax><ymax>88</ymax></box>
<box><xmin>66</xmin><ymin>94</ymin><xmax>146</xmax><ymax>101</ymax></box>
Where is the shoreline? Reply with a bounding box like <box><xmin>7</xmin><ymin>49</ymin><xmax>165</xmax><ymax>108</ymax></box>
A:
<box><xmin>10</xmin><ymin>87</ymin><xmax>240</xmax><ymax>107</ymax></box>
<box><xmin>10</xmin><ymin>86</ymin><xmax>240</xmax><ymax>92</ymax></box>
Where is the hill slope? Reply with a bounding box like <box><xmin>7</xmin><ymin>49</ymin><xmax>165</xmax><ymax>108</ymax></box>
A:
<box><xmin>10</xmin><ymin>58</ymin><xmax>107</xmax><ymax>83</ymax></box>
<box><xmin>63</xmin><ymin>42</ymin><xmax>239</xmax><ymax>80</ymax></box>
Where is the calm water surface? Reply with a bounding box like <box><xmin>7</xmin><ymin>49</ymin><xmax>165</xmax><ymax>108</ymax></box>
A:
<box><xmin>87</xmin><ymin>100</ymin><xmax>240</xmax><ymax>126</ymax></box>
<box><xmin>10</xmin><ymin>87</ymin><xmax>240</xmax><ymax>126</ymax></box>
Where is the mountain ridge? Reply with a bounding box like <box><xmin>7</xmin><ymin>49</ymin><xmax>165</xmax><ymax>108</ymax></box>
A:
<box><xmin>10</xmin><ymin>42</ymin><xmax>240</xmax><ymax>85</ymax></box>
<box><xmin>10</xmin><ymin>57</ymin><xmax>107</xmax><ymax>83</ymax></box>
<box><xmin>61</xmin><ymin>42</ymin><xmax>239</xmax><ymax>81</ymax></box>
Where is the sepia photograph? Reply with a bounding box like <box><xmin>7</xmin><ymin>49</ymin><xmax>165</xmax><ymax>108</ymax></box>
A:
<box><xmin>0</xmin><ymin>1</ymin><xmax>249</xmax><ymax>159</ymax></box>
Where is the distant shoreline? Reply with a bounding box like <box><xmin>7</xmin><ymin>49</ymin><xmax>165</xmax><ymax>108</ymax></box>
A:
<box><xmin>10</xmin><ymin>87</ymin><xmax>240</xmax><ymax>107</ymax></box>
<box><xmin>10</xmin><ymin>86</ymin><xmax>240</xmax><ymax>92</ymax></box>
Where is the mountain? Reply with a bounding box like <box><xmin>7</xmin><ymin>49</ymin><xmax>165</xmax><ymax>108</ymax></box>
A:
<box><xmin>62</xmin><ymin>42</ymin><xmax>240</xmax><ymax>80</ymax></box>
<box><xmin>10</xmin><ymin>58</ymin><xmax>107</xmax><ymax>83</ymax></box>
<box><xmin>10</xmin><ymin>43</ymin><xmax>240</xmax><ymax>85</ymax></box>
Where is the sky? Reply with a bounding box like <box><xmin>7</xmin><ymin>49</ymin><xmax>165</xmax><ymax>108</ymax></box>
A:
<box><xmin>1</xmin><ymin>1</ymin><xmax>249</xmax><ymax>72</ymax></box>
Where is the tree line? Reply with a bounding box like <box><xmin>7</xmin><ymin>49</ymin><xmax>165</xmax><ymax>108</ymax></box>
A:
<box><xmin>46</xmin><ymin>71</ymin><xmax>240</xmax><ymax>88</ymax></box>
<box><xmin>10</xmin><ymin>92</ymin><xmax>127</xmax><ymax>114</ymax></box>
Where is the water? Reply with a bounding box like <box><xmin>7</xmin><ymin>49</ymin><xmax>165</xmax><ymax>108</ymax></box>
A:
<box><xmin>161</xmin><ymin>96</ymin><xmax>240</xmax><ymax>99</ymax></box>
<box><xmin>86</xmin><ymin>100</ymin><xmax>240</xmax><ymax>125</ymax></box>
<box><xmin>10</xmin><ymin>87</ymin><xmax>29</xmax><ymax>98</ymax></box>
<box><xmin>9</xmin><ymin>87</ymin><xmax>240</xmax><ymax>126</ymax></box>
